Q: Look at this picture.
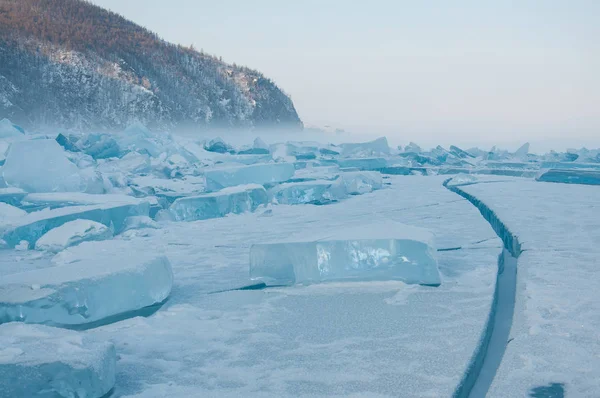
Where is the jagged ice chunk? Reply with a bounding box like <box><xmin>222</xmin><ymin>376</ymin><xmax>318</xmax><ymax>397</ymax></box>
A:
<box><xmin>0</xmin><ymin>240</ymin><xmax>173</xmax><ymax>326</ymax></box>
<box><xmin>204</xmin><ymin>163</ymin><xmax>295</xmax><ymax>191</ymax></box>
<box><xmin>2</xmin><ymin>139</ymin><xmax>84</xmax><ymax>193</ymax></box>
<box><xmin>0</xmin><ymin>323</ymin><xmax>116</xmax><ymax>398</ymax></box>
<box><xmin>169</xmin><ymin>184</ymin><xmax>268</xmax><ymax>221</ymax></box>
<box><xmin>268</xmin><ymin>180</ymin><xmax>347</xmax><ymax>205</ymax></box>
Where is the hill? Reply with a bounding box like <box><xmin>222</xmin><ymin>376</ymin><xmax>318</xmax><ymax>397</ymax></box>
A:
<box><xmin>0</xmin><ymin>0</ymin><xmax>302</xmax><ymax>131</ymax></box>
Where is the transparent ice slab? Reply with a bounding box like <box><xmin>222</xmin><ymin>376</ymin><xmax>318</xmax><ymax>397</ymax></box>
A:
<box><xmin>250</xmin><ymin>221</ymin><xmax>440</xmax><ymax>286</ymax></box>
<box><xmin>169</xmin><ymin>184</ymin><xmax>268</xmax><ymax>221</ymax></box>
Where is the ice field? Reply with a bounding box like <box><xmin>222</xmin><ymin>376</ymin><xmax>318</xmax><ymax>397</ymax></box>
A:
<box><xmin>0</xmin><ymin>119</ymin><xmax>599</xmax><ymax>397</ymax></box>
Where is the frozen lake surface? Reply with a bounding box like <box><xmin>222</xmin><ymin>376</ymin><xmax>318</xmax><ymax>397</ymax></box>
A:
<box><xmin>1</xmin><ymin>122</ymin><xmax>599</xmax><ymax>397</ymax></box>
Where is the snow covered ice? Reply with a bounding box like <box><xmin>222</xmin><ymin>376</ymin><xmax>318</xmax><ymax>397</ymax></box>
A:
<box><xmin>169</xmin><ymin>184</ymin><xmax>268</xmax><ymax>221</ymax></box>
<box><xmin>34</xmin><ymin>219</ymin><xmax>113</xmax><ymax>252</ymax></box>
<box><xmin>0</xmin><ymin>240</ymin><xmax>173</xmax><ymax>327</ymax></box>
<box><xmin>0</xmin><ymin>322</ymin><xmax>116</xmax><ymax>398</ymax></box>
<box><xmin>1</xmin><ymin>121</ymin><xmax>600</xmax><ymax>397</ymax></box>
<box><xmin>250</xmin><ymin>221</ymin><xmax>440</xmax><ymax>286</ymax></box>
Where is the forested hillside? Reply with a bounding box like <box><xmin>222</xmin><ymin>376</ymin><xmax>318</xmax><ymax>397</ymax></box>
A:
<box><xmin>0</xmin><ymin>0</ymin><xmax>302</xmax><ymax>131</ymax></box>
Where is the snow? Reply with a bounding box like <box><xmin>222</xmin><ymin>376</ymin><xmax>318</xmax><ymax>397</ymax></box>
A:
<box><xmin>0</xmin><ymin>202</ymin><xmax>26</xmax><ymax>223</ymax></box>
<box><xmin>0</xmin><ymin>240</ymin><xmax>173</xmax><ymax>326</ymax></box>
<box><xmin>35</xmin><ymin>219</ymin><xmax>113</xmax><ymax>252</ymax></box>
<box><xmin>2</xmin><ymin>139</ymin><xmax>86</xmax><ymax>193</ymax></box>
<box><xmin>250</xmin><ymin>220</ymin><xmax>439</xmax><ymax>286</ymax></box>
<box><xmin>122</xmin><ymin>216</ymin><xmax>160</xmax><ymax>232</ymax></box>
<box><xmin>59</xmin><ymin>175</ymin><xmax>497</xmax><ymax>397</ymax></box>
<box><xmin>169</xmin><ymin>184</ymin><xmax>269</xmax><ymax>221</ymax></box>
<box><xmin>0</xmin><ymin>323</ymin><xmax>116</xmax><ymax>398</ymax></box>
<box><xmin>204</xmin><ymin>162</ymin><xmax>295</xmax><ymax>191</ymax></box>
<box><xmin>455</xmin><ymin>179</ymin><xmax>600</xmax><ymax>397</ymax></box>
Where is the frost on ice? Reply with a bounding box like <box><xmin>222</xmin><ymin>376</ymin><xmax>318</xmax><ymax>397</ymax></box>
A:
<box><xmin>0</xmin><ymin>240</ymin><xmax>173</xmax><ymax>326</ymax></box>
<box><xmin>169</xmin><ymin>184</ymin><xmax>268</xmax><ymax>221</ymax></box>
<box><xmin>34</xmin><ymin>219</ymin><xmax>113</xmax><ymax>252</ymax></box>
<box><xmin>250</xmin><ymin>221</ymin><xmax>440</xmax><ymax>286</ymax></box>
<box><xmin>0</xmin><ymin>323</ymin><xmax>116</xmax><ymax>398</ymax></box>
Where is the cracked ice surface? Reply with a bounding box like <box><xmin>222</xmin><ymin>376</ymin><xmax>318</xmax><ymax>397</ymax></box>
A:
<box><xmin>45</xmin><ymin>176</ymin><xmax>502</xmax><ymax>397</ymax></box>
<box><xmin>0</xmin><ymin>240</ymin><xmax>173</xmax><ymax>327</ymax></box>
<box><xmin>0</xmin><ymin>323</ymin><xmax>116</xmax><ymax>398</ymax></box>
<box><xmin>458</xmin><ymin>178</ymin><xmax>600</xmax><ymax>397</ymax></box>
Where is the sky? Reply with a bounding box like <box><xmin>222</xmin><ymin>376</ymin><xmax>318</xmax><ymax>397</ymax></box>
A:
<box><xmin>90</xmin><ymin>0</ymin><xmax>599</xmax><ymax>149</ymax></box>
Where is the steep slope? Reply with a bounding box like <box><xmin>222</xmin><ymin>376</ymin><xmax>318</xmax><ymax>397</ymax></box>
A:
<box><xmin>0</xmin><ymin>0</ymin><xmax>302</xmax><ymax>131</ymax></box>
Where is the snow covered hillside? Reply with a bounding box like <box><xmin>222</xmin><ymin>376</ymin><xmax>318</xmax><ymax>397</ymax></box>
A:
<box><xmin>0</xmin><ymin>0</ymin><xmax>302</xmax><ymax>132</ymax></box>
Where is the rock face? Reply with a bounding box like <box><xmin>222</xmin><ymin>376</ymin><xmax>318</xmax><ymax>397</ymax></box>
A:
<box><xmin>0</xmin><ymin>0</ymin><xmax>302</xmax><ymax>131</ymax></box>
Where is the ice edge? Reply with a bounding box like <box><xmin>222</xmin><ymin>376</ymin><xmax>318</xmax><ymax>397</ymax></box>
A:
<box><xmin>443</xmin><ymin>178</ymin><xmax>522</xmax><ymax>398</ymax></box>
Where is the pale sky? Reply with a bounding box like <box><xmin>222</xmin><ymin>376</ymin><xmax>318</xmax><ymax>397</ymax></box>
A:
<box><xmin>90</xmin><ymin>0</ymin><xmax>599</xmax><ymax>148</ymax></box>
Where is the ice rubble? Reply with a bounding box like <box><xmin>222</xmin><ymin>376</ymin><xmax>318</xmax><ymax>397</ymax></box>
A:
<box><xmin>0</xmin><ymin>240</ymin><xmax>172</xmax><ymax>326</ymax></box>
<box><xmin>1</xmin><ymin>199</ymin><xmax>150</xmax><ymax>248</ymax></box>
<box><xmin>34</xmin><ymin>219</ymin><xmax>113</xmax><ymax>252</ymax></box>
<box><xmin>250</xmin><ymin>221</ymin><xmax>440</xmax><ymax>286</ymax></box>
<box><xmin>169</xmin><ymin>184</ymin><xmax>269</xmax><ymax>221</ymax></box>
<box><xmin>0</xmin><ymin>323</ymin><xmax>116</xmax><ymax>398</ymax></box>
<box><xmin>204</xmin><ymin>162</ymin><xmax>295</xmax><ymax>191</ymax></box>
